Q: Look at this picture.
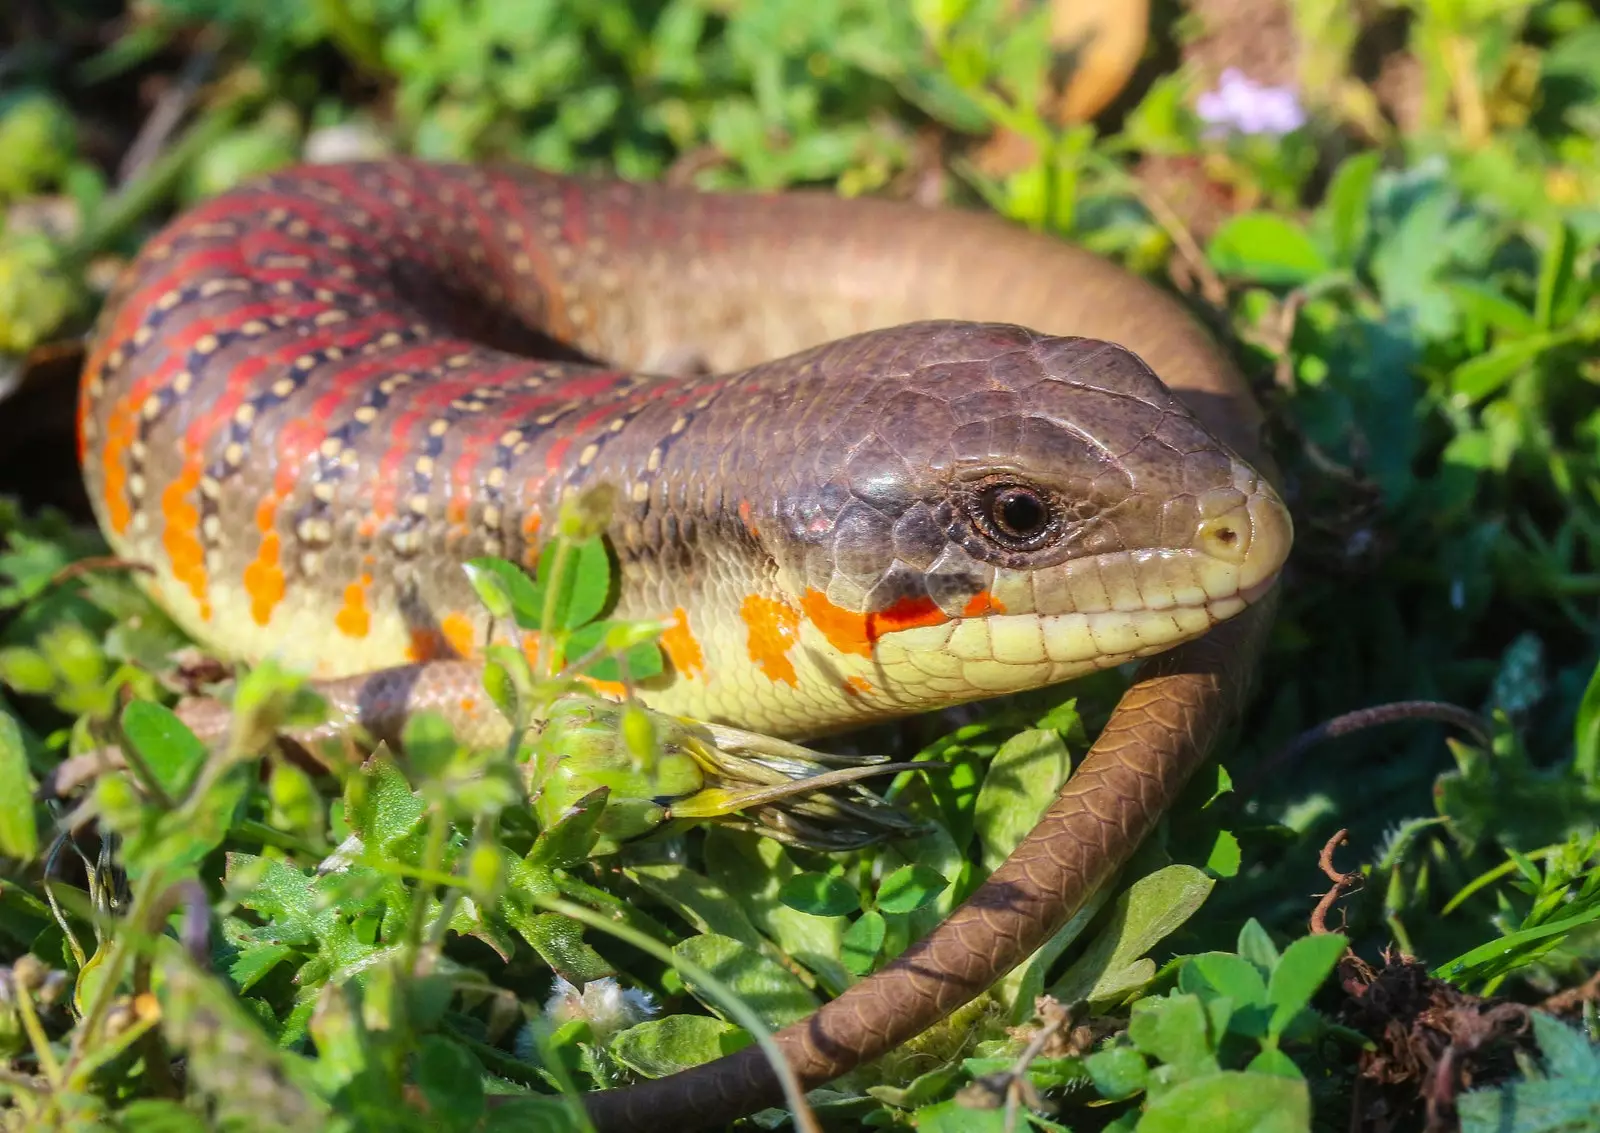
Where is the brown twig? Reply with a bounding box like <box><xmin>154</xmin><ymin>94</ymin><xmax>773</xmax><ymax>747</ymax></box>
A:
<box><xmin>1131</xmin><ymin>178</ymin><xmax>1229</xmax><ymax>309</ymax></box>
<box><xmin>955</xmin><ymin>997</ymin><xmax>1078</xmax><ymax>1128</ymax></box>
<box><xmin>1539</xmin><ymin>968</ymin><xmax>1600</xmax><ymax>1016</ymax></box>
<box><xmin>117</xmin><ymin>30</ymin><xmax>222</xmax><ymax>184</ymax></box>
<box><xmin>1238</xmin><ymin>700</ymin><xmax>1494</xmax><ymax>802</ymax></box>
<box><xmin>1311</xmin><ymin>828</ymin><xmax>1362</xmax><ymax>935</ymax></box>
<box><xmin>46</xmin><ymin>556</ymin><xmax>155</xmax><ymax>590</ymax></box>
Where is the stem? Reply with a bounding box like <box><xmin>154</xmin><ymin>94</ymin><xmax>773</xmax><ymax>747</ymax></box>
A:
<box><xmin>73</xmin><ymin>90</ymin><xmax>257</xmax><ymax>258</ymax></box>
<box><xmin>1441</xmin><ymin>34</ymin><xmax>1489</xmax><ymax>148</ymax></box>
<box><xmin>536</xmin><ymin>539</ymin><xmax>575</xmax><ymax>679</ymax></box>
<box><xmin>14</xmin><ymin>981</ymin><xmax>63</xmax><ymax>1087</ymax></box>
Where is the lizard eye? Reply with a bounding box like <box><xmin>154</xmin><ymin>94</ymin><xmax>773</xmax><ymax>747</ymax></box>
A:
<box><xmin>972</xmin><ymin>481</ymin><xmax>1056</xmax><ymax>550</ymax></box>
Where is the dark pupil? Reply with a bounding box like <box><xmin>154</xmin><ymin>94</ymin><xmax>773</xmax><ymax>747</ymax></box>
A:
<box><xmin>996</xmin><ymin>489</ymin><xmax>1046</xmax><ymax>537</ymax></box>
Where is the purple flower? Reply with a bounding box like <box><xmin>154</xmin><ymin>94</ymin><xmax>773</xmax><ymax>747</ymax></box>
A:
<box><xmin>1196</xmin><ymin>68</ymin><xmax>1307</xmax><ymax>137</ymax></box>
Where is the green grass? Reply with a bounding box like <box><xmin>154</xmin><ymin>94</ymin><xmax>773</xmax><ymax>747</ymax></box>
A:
<box><xmin>3</xmin><ymin>1</ymin><xmax>1600</xmax><ymax>1130</ymax></box>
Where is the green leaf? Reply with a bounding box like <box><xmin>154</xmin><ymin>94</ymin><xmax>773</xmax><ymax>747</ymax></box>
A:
<box><xmin>1247</xmin><ymin>1046</ymin><xmax>1305</xmax><ymax>1080</ymax></box>
<box><xmin>121</xmin><ymin>698</ymin><xmax>208</xmax><ymax>798</ymax></box>
<box><xmin>0</xmin><ymin>710</ymin><xmax>37</xmax><ymax>861</ymax></box>
<box><xmin>1574</xmin><ymin>659</ymin><xmax>1600</xmax><ymax>785</ymax></box>
<box><xmin>110</xmin><ymin>1100</ymin><xmax>212</xmax><ymax>1133</ymax></box>
<box><xmin>1138</xmin><ymin>1070</ymin><xmax>1311</xmax><ymax>1133</ymax></box>
<box><xmin>228</xmin><ymin>942</ymin><xmax>293</xmax><ymax>992</ymax></box>
<box><xmin>866</xmin><ymin>1063</ymin><xmax>964</xmax><ymax>1109</ymax></box>
<box><xmin>625</xmin><ymin>862</ymin><xmax>769</xmax><ymax>950</ymax></box>
<box><xmin>1181</xmin><ymin>952</ymin><xmax>1271</xmax><ymax>1035</ymax></box>
<box><xmin>566</xmin><ymin>619</ymin><xmax>665</xmax><ymax>682</ymax></box>
<box><xmin>841</xmin><ymin>910</ymin><xmax>886</xmax><ymax>976</ymax></box>
<box><xmin>1535</xmin><ymin>221</ymin><xmax>1577</xmax><ymax>330</ymax></box>
<box><xmin>778</xmin><ymin>872</ymin><xmax>859</xmax><ymax>918</ymax></box>
<box><xmin>1317</xmin><ymin>150</ymin><xmax>1380</xmax><ymax>265</ymax></box>
<box><xmin>1449</xmin><ymin>333</ymin><xmax>1562</xmax><ymax>403</ymax></box>
<box><xmin>703</xmin><ymin>831</ymin><xmax>849</xmax><ymax>995</ymax></box>
<box><xmin>401</xmin><ymin>711</ymin><xmax>460</xmax><ymax>780</ymax></box>
<box><xmin>0</xmin><ymin>646</ymin><xmax>55</xmax><ymax>695</ymax></box>
<box><xmin>1049</xmin><ymin>865</ymin><xmax>1215</xmax><ymax>1008</ymax></box>
<box><xmin>1236</xmin><ymin>918</ymin><xmax>1281</xmax><ymax>975</ymax></box>
<box><xmin>962</xmin><ymin>1055</ymin><xmax>1088</xmax><ymax>1091</ymax></box>
<box><xmin>463</xmin><ymin>557</ymin><xmax>534</xmax><ymax>623</ymax></box>
<box><xmin>608</xmin><ymin>1015</ymin><xmax>752</xmax><ymax>1078</ymax></box>
<box><xmin>1445</xmin><ymin>282</ymin><xmax>1538</xmax><ymax>339</ymax></box>
<box><xmin>1266</xmin><ymin>933</ymin><xmax>1347</xmax><ymax>1038</ymax></box>
<box><xmin>527</xmin><ymin>536</ymin><xmax>613</xmax><ymax>633</ymax></box>
<box><xmin>1458</xmin><ymin>1012</ymin><xmax>1600</xmax><ymax>1133</ymax></box>
<box><xmin>483</xmin><ymin>1096</ymin><xmax>586</xmax><ymax>1132</ymax></box>
<box><xmin>344</xmin><ymin>750</ymin><xmax>427</xmax><ymax>856</ymax></box>
<box><xmin>972</xmin><ymin>728</ymin><xmax>1072</xmax><ymax>873</ymax></box>
<box><xmin>1085</xmin><ymin>1044</ymin><xmax>1148</xmax><ymax>1102</ymax></box>
<box><xmin>672</xmin><ymin>933</ymin><xmax>820</xmax><ymax>1029</ymax></box>
<box><xmin>1529</xmin><ymin>1009</ymin><xmax>1600</xmax><ymax>1079</ymax></box>
<box><xmin>907</xmin><ymin>1099</ymin><xmax>1010</xmax><ymax>1133</ymax></box>
<box><xmin>414</xmin><ymin>1035</ymin><xmax>486</xmax><ymax>1128</ymax></box>
<box><xmin>1206</xmin><ymin>213</ymin><xmax>1330</xmax><ymax>286</ymax></box>
<box><xmin>1206</xmin><ymin>829</ymin><xmax>1242</xmax><ymax>878</ymax></box>
<box><xmin>1127</xmin><ymin>993</ymin><xmax>1218</xmax><ymax>1077</ymax></box>
<box><xmin>875</xmin><ymin>863</ymin><xmax>948</xmax><ymax>915</ymax></box>
<box><xmin>529</xmin><ymin>786</ymin><xmax>608</xmax><ymax>869</ymax></box>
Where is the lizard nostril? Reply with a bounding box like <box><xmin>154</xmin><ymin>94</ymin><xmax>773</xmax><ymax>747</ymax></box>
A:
<box><xmin>1195</xmin><ymin>512</ymin><xmax>1252</xmax><ymax>564</ymax></box>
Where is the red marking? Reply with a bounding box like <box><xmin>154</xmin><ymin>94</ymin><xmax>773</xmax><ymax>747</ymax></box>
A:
<box><xmin>274</xmin><ymin>419</ymin><xmax>325</xmax><ymax>496</ymax></box>
<box><xmin>560</xmin><ymin>182</ymin><xmax>588</xmax><ymax>250</ymax></box>
<box><xmin>868</xmin><ymin>595</ymin><xmax>949</xmax><ymax>639</ymax></box>
<box><xmin>553</xmin><ymin>371</ymin><xmax>630</xmax><ymax>402</ymax></box>
<box><xmin>843</xmin><ymin>675</ymin><xmax>874</xmax><ymax>697</ymax></box>
<box><xmin>962</xmin><ymin>590</ymin><xmax>1008</xmax><ymax>617</ymax></box>
<box><xmin>602</xmin><ymin>203</ymin><xmax>630</xmax><ymax>243</ymax></box>
<box><xmin>800</xmin><ymin>590</ymin><xmax>951</xmax><ymax>658</ymax></box>
<box><xmin>544</xmin><ymin>436</ymin><xmax>572</xmax><ymax>474</ymax></box>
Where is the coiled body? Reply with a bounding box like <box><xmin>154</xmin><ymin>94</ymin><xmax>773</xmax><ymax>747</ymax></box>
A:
<box><xmin>79</xmin><ymin>160</ymin><xmax>1289</xmax><ymax>1129</ymax></box>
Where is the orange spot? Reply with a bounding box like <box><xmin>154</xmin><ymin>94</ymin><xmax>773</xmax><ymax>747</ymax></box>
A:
<box><xmin>740</xmin><ymin>594</ymin><xmax>801</xmax><ymax>685</ymax></box>
<box><xmin>99</xmin><ymin>399</ymin><xmax>138</xmax><ymax>535</ymax></box>
<box><xmin>579</xmin><ymin>675</ymin><xmax>627</xmax><ymax>700</ymax></box>
<box><xmin>241</xmin><ymin>497</ymin><xmax>286</xmax><ymax>627</ymax></box>
<box><xmin>963</xmin><ymin>590</ymin><xmax>1008</xmax><ymax>616</ymax></box>
<box><xmin>522</xmin><ymin>512</ymin><xmax>542</xmax><ymax>540</ymax></box>
<box><xmin>447</xmin><ymin>495</ymin><xmax>469</xmax><ymax>526</ymax></box>
<box><xmin>459</xmin><ymin>696</ymin><xmax>479</xmax><ymax>714</ymax></box>
<box><xmin>159</xmin><ymin>454</ymin><xmax>211</xmax><ymax>619</ymax></box>
<box><xmin>802</xmin><ymin>589</ymin><xmax>951</xmax><ymax>657</ymax></box>
<box><xmin>843</xmin><ymin>675</ymin><xmax>874</xmax><ymax>697</ymax></box>
<box><xmin>737</xmin><ymin>498</ymin><xmax>759</xmax><ymax>537</ymax></box>
<box><xmin>441</xmin><ymin>611</ymin><xmax>478</xmax><ymax>657</ymax></box>
<box><xmin>335</xmin><ymin>574</ymin><xmax>372</xmax><ymax>639</ymax></box>
<box><xmin>660</xmin><ymin>606</ymin><xmax>706</xmax><ymax>680</ymax></box>
<box><xmin>800</xmin><ymin>589</ymin><xmax>871</xmax><ymax>657</ymax></box>
<box><xmin>406</xmin><ymin>628</ymin><xmax>445</xmax><ymax>662</ymax></box>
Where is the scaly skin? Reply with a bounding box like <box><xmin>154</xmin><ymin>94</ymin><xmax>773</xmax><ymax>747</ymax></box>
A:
<box><xmin>78</xmin><ymin>160</ymin><xmax>1291</xmax><ymax>1129</ymax></box>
